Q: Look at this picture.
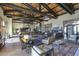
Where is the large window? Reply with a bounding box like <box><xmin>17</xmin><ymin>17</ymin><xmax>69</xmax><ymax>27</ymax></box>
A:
<box><xmin>73</xmin><ymin>21</ymin><xmax>79</xmax><ymax>34</ymax></box>
<box><xmin>64</xmin><ymin>20</ymin><xmax>79</xmax><ymax>41</ymax></box>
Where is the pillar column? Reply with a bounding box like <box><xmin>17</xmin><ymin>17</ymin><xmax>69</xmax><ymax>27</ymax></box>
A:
<box><xmin>6</xmin><ymin>18</ymin><xmax>12</xmax><ymax>37</ymax></box>
<box><xmin>39</xmin><ymin>22</ymin><xmax>42</xmax><ymax>32</ymax></box>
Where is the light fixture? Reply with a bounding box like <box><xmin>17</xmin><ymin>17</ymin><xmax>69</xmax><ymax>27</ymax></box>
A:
<box><xmin>1</xmin><ymin>21</ymin><xmax>5</xmax><ymax>26</ymax></box>
<box><xmin>43</xmin><ymin>15</ymin><xmax>50</xmax><ymax>21</ymax></box>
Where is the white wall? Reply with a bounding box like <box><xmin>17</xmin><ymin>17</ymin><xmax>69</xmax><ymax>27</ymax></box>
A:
<box><xmin>0</xmin><ymin>7</ymin><xmax>13</xmax><ymax>36</ymax></box>
<box><xmin>6</xmin><ymin>18</ymin><xmax>12</xmax><ymax>36</ymax></box>
<box><xmin>12</xmin><ymin>22</ymin><xmax>40</xmax><ymax>32</ymax></box>
<box><xmin>1</xmin><ymin>7</ymin><xmax>79</xmax><ymax>35</ymax></box>
<box><xmin>12</xmin><ymin>23</ymin><xmax>23</xmax><ymax>29</ymax></box>
<box><xmin>43</xmin><ymin>10</ymin><xmax>79</xmax><ymax>28</ymax></box>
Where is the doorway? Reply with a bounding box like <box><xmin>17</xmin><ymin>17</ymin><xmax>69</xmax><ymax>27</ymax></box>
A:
<box><xmin>64</xmin><ymin>20</ymin><xmax>79</xmax><ymax>43</ymax></box>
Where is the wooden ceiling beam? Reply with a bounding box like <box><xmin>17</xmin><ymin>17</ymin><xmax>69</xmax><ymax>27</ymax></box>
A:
<box><xmin>0</xmin><ymin>3</ymin><xmax>30</xmax><ymax>12</ymax></box>
<box><xmin>41</xmin><ymin>3</ymin><xmax>51</xmax><ymax>11</ymax></box>
<box><xmin>13</xmin><ymin>19</ymin><xmax>34</xmax><ymax>22</ymax></box>
<box><xmin>4</xmin><ymin>10</ymin><xmax>23</xmax><ymax>16</ymax></box>
<box><xmin>57</xmin><ymin>3</ymin><xmax>74</xmax><ymax>14</ymax></box>
<box><xmin>0</xmin><ymin>4</ymin><xmax>44</xmax><ymax>22</ymax></box>
<box><xmin>41</xmin><ymin>3</ymin><xmax>58</xmax><ymax>19</ymax></box>
<box><xmin>12</xmin><ymin>15</ymin><xmax>44</xmax><ymax>22</ymax></box>
<box><xmin>0</xmin><ymin>4</ymin><xmax>37</xmax><ymax>17</ymax></box>
<box><xmin>13</xmin><ymin>19</ymin><xmax>41</xmax><ymax>24</ymax></box>
<box><xmin>0</xmin><ymin>4</ymin><xmax>20</xmax><ymax>12</ymax></box>
<box><xmin>5</xmin><ymin>12</ymin><xmax>43</xmax><ymax>21</ymax></box>
<box><xmin>68</xmin><ymin>3</ymin><xmax>74</xmax><ymax>13</ymax></box>
<box><xmin>22</xmin><ymin>3</ymin><xmax>43</xmax><ymax>13</ymax></box>
<box><xmin>4</xmin><ymin>10</ymin><xmax>22</xmax><ymax>13</ymax></box>
<box><xmin>39</xmin><ymin>4</ymin><xmax>41</xmax><ymax>12</ymax></box>
<box><xmin>0</xmin><ymin>3</ymin><xmax>48</xmax><ymax>18</ymax></box>
<box><xmin>13</xmin><ymin>21</ymin><xmax>34</xmax><ymax>24</ymax></box>
<box><xmin>0</xmin><ymin>3</ymin><xmax>55</xmax><ymax>22</ymax></box>
<box><xmin>5</xmin><ymin>13</ymin><xmax>23</xmax><ymax>17</ymax></box>
<box><xmin>23</xmin><ymin>3</ymin><xmax>53</xmax><ymax>17</ymax></box>
<box><xmin>4</xmin><ymin>11</ymin><xmax>24</xmax><ymax>17</ymax></box>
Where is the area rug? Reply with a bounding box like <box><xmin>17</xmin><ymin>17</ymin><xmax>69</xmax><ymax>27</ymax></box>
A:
<box><xmin>53</xmin><ymin>41</ymin><xmax>78</xmax><ymax>56</ymax></box>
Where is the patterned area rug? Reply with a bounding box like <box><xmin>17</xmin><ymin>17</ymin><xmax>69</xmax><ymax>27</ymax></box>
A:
<box><xmin>53</xmin><ymin>40</ymin><xmax>78</xmax><ymax>56</ymax></box>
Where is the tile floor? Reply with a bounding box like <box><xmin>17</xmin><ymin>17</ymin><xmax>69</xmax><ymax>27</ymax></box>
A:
<box><xmin>0</xmin><ymin>38</ymin><xmax>79</xmax><ymax>56</ymax></box>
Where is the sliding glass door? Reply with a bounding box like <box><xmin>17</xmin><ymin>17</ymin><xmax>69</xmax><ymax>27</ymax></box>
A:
<box><xmin>64</xmin><ymin>24</ymin><xmax>79</xmax><ymax>42</ymax></box>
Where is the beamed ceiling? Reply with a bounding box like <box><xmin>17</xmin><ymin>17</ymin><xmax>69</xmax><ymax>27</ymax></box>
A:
<box><xmin>0</xmin><ymin>3</ymin><xmax>79</xmax><ymax>24</ymax></box>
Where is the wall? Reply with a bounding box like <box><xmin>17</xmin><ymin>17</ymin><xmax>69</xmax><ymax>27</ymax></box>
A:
<box><xmin>43</xmin><ymin>10</ymin><xmax>79</xmax><ymax>28</ymax></box>
<box><xmin>12</xmin><ymin>23</ymin><xmax>23</xmax><ymax>29</ymax></box>
<box><xmin>12</xmin><ymin>22</ymin><xmax>40</xmax><ymax>32</ymax></box>
<box><xmin>6</xmin><ymin>18</ymin><xmax>12</xmax><ymax>36</ymax></box>
<box><xmin>11</xmin><ymin>10</ymin><xmax>79</xmax><ymax>33</ymax></box>
<box><xmin>0</xmin><ymin>7</ymin><xmax>12</xmax><ymax>37</ymax></box>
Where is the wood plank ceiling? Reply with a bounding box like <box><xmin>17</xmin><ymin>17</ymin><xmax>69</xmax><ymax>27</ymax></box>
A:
<box><xmin>0</xmin><ymin>3</ymin><xmax>79</xmax><ymax>24</ymax></box>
